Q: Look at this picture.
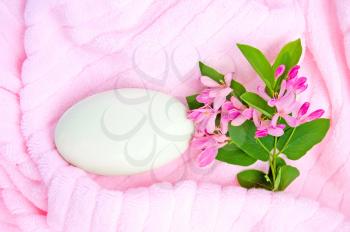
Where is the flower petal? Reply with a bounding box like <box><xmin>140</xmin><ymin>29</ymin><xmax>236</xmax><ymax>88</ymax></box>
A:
<box><xmin>298</xmin><ymin>102</ymin><xmax>310</xmax><ymax>118</ymax></box>
<box><xmin>288</xmin><ymin>65</ymin><xmax>300</xmax><ymax>80</ymax></box>
<box><xmin>200</xmin><ymin>76</ymin><xmax>221</xmax><ymax>87</ymax></box>
<box><xmin>279</xmin><ymin>80</ymin><xmax>287</xmax><ymax>98</ymax></box>
<box><xmin>208</xmin><ymin>89</ymin><xmax>219</xmax><ymax>97</ymax></box>
<box><xmin>294</xmin><ymin>77</ymin><xmax>308</xmax><ymax>93</ymax></box>
<box><xmin>257</xmin><ymin>86</ymin><xmax>270</xmax><ymax>101</ymax></box>
<box><xmin>191</xmin><ymin>137</ymin><xmax>211</xmax><ymax>149</ymax></box>
<box><xmin>230</xmin><ymin>114</ymin><xmax>247</xmax><ymax>126</ymax></box>
<box><xmin>268</xmin><ymin>98</ymin><xmax>277</xmax><ymax>107</ymax></box>
<box><xmin>221</xmin><ymin>101</ymin><xmax>234</xmax><ymax>112</ymax></box>
<box><xmin>187</xmin><ymin>110</ymin><xmax>201</xmax><ymax>120</ymax></box>
<box><xmin>197</xmin><ymin>119</ymin><xmax>209</xmax><ymax>133</ymax></box>
<box><xmin>271</xmin><ymin>114</ymin><xmax>279</xmax><ymax>127</ymax></box>
<box><xmin>230</xmin><ymin>96</ymin><xmax>244</xmax><ymax>109</ymax></box>
<box><xmin>307</xmin><ymin>109</ymin><xmax>325</xmax><ymax>121</ymax></box>
<box><xmin>283</xmin><ymin>114</ymin><xmax>298</xmax><ymax>127</ymax></box>
<box><xmin>267</xmin><ymin>126</ymin><xmax>284</xmax><ymax>137</ymax></box>
<box><xmin>196</xmin><ymin>89</ymin><xmax>212</xmax><ymax>104</ymax></box>
<box><xmin>196</xmin><ymin>95</ymin><xmax>210</xmax><ymax>104</ymax></box>
<box><xmin>215</xmin><ymin>134</ymin><xmax>228</xmax><ymax>143</ymax></box>
<box><xmin>220</xmin><ymin>118</ymin><xmax>229</xmax><ymax>134</ymax></box>
<box><xmin>255</xmin><ymin>129</ymin><xmax>268</xmax><ymax>138</ymax></box>
<box><xmin>252</xmin><ymin>110</ymin><xmax>261</xmax><ymax>127</ymax></box>
<box><xmin>277</xmin><ymin>124</ymin><xmax>286</xmax><ymax>129</ymax></box>
<box><xmin>295</xmin><ymin>76</ymin><xmax>307</xmax><ymax>85</ymax></box>
<box><xmin>198</xmin><ymin>147</ymin><xmax>218</xmax><ymax>167</ymax></box>
<box><xmin>224</xmin><ymin>72</ymin><xmax>233</xmax><ymax>86</ymax></box>
<box><xmin>206</xmin><ymin>112</ymin><xmax>218</xmax><ymax>133</ymax></box>
<box><xmin>274</xmin><ymin>64</ymin><xmax>285</xmax><ymax>79</ymax></box>
<box><xmin>227</xmin><ymin>110</ymin><xmax>240</xmax><ymax>119</ymax></box>
<box><xmin>242</xmin><ymin>108</ymin><xmax>253</xmax><ymax>119</ymax></box>
<box><xmin>295</xmin><ymin>83</ymin><xmax>308</xmax><ymax>94</ymax></box>
<box><xmin>276</xmin><ymin>90</ymin><xmax>296</xmax><ymax>114</ymax></box>
<box><xmin>213</xmin><ymin>88</ymin><xmax>232</xmax><ymax>110</ymax></box>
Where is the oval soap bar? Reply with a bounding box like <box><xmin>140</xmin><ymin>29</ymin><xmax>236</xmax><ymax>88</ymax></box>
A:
<box><xmin>55</xmin><ymin>88</ymin><xmax>194</xmax><ymax>175</ymax></box>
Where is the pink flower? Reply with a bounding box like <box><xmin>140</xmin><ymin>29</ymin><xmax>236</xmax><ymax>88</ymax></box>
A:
<box><xmin>187</xmin><ymin>107</ymin><xmax>218</xmax><ymax>134</ymax></box>
<box><xmin>258</xmin><ymin>65</ymin><xmax>308</xmax><ymax>111</ymax></box>
<box><xmin>274</xmin><ymin>64</ymin><xmax>285</xmax><ymax>79</ymax></box>
<box><xmin>253</xmin><ymin>110</ymin><xmax>285</xmax><ymax>138</ymax></box>
<box><xmin>192</xmin><ymin>133</ymin><xmax>228</xmax><ymax>167</ymax></box>
<box><xmin>200</xmin><ymin>73</ymin><xmax>233</xmax><ymax>110</ymax></box>
<box><xmin>282</xmin><ymin>102</ymin><xmax>325</xmax><ymax>127</ymax></box>
<box><xmin>258</xmin><ymin>80</ymin><xmax>298</xmax><ymax>116</ymax></box>
<box><xmin>220</xmin><ymin>96</ymin><xmax>253</xmax><ymax>134</ymax></box>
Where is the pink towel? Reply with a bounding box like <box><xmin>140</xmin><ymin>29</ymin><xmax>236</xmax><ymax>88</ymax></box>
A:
<box><xmin>1</xmin><ymin>0</ymin><xmax>350</xmax><ymax>231</ymax></box>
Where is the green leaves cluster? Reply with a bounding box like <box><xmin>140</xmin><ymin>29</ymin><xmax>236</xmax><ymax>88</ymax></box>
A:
<box><xmin>237</xmin><ymin>39</ymin><xmax>302</xmax><ymax>94</ymax></box>
<box><xmin>237</xmin><ymin>163</ymin><xmax>300</xmax><ymax>191</ymax></box>
<box><xmin>186</xmin><ymin>39</ymin><xmax>330</xmax><ymax>192</ymax></box>
<box><xmin>277</xmin><ymin>119</ymin><xmax>330</xmax><ymax>160</ymax></box>
<box><xmin>232</xmin><ymin>118</ymin><xmax>329</xmax><ymax>191</ymax></box>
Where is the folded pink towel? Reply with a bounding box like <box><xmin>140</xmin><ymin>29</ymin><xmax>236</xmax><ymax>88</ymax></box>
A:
<box><xmin>1</xmin><ymin>0</ymin><xmax>350</xmax><ymax>231</ymax></box>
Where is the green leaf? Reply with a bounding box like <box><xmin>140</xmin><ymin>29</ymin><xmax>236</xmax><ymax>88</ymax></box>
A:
<box><xmin>272</xmin><ymin>39</ymin><xmax>302</xmax><ymax>74</ymax></box>
<box><xmin>237</xmin><ymin>43</ymin><xmax>274</xmax><ymax>91</ymax></box>
<box><xmin>259</xmin><ymin>135</ymin><xmax>275</xmax><ymax>152</ymax></box>
<box><xmin>198</xmin><ymin>61</ymin><xmax>225</xmax><ymax>83</ymax></box>
<box><xmin>240</xmin><ymin>92</ymin><xmax>275</xmax><ymax>118</ymax></box>
<box><xmin>237</xmin><ymin>169</ymin><xmax>271</xmax><ymax>189</ymax></box>
<box><xmin>277</xmin><ymin>165</ymin><xmax>300</xmax><ymax>191</ymax></box>
<box><xmin>277</xmin><ymin>118</ymin><xmax>330</xmax><ymax>160</ymax></box>
<box><xmin>272</xmin><ymin>39</ymin><xmax>302</xmax><ymax>90</ymax></box>
<box><xmin>275</xmin><ymin>157</ymin><xmax>287</xmax><ymax>168</ymax></box>
<box><xmin>186</xmin><ymin>94</ymin><xmax>204</xmax><ymax>110</ymax></box>
<box><xmin>231</xmin><ymin>79</ymin><xmax>246</xmax><ymax>97</ymax></box>
<box><xmin>216</xmin><ymin>143</ymin><xmax>257</xmax><ymax>166</ymax></box>
<box><xmin>229</xmin><ymin>121</ymin><xmax>272</xmax><ymax>161</ymax></box>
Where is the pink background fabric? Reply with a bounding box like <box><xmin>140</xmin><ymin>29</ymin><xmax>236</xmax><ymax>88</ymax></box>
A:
<box><xmin>1</xmin><ymin>0</ymin><xmax>350</xmax><ymax>231</ymax></box>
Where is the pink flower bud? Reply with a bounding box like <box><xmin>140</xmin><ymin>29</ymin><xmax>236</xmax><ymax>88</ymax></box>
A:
<box><xmin>288</xmin><ymin>65</ymin><xmax>300</xmax><ymax>80</ymax></box>
<box><xmin>307</xmin><ymin>109</ymin><xmax>325</xmax><ymax>121</ymax></box>
<box><xmin>255</xmin><ymin>129</ymin><xmax>268</xmax><ymax>138</ymax></box>
<box><xmin>298</xmin><ymin>102</ymin><xmax>310</xmax><ymax>118</ymax></box>
<box><xmin>274</xmin><ymin>64</ymin><xmax>285</xmax><ymax>79</ymax></box>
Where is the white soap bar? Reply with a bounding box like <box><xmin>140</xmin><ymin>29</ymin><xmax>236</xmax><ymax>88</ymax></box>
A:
<box><xmin>54</xmin><ymin>88</ymin><xmax>194</xmax><ymax>175</ymax></box>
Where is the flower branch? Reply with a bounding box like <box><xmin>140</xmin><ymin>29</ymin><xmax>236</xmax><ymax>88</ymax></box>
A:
<box><xmin>186</xmin><ymin>39</ymin><xmax>330</xmax><ymax>191</ymax></box>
